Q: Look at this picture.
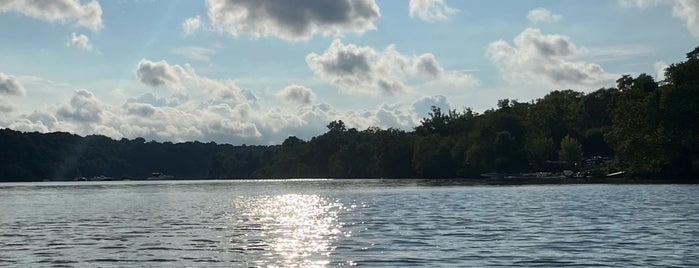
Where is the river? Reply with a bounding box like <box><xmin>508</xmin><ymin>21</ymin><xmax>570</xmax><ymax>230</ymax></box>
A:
<box><xmin>1</xmin><ymin>179</ymin><xmax>697</xmax><ymax>267</ymax></box>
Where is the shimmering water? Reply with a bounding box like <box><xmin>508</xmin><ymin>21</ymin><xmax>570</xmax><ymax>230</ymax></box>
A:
<box><xmin>1</xmin><ymin>180</ymin><xmax>698</xmax><ymax>267</ymax></box>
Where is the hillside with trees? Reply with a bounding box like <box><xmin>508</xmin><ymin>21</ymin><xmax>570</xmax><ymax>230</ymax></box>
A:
<box><xmin>1</xmin><ymin>47</ymin><xmax>697</xmax><ymax>182</ymax></box>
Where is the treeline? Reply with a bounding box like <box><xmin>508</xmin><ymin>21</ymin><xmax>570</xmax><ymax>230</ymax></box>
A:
<box><xmin>1</xmin><ymin>47</ymin><xmax>697</xmax><ymax>182</ymax></box>
<box><xmin>0</xmin><ymin>130</ymin><xmax>273</xmax><ymax>181</ymax></box>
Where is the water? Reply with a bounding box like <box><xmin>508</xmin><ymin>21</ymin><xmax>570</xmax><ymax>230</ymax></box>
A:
<box><xmin>1</xmin><ymin>180</ymin><xmax>698</xmax><ymax>267</ymax></box>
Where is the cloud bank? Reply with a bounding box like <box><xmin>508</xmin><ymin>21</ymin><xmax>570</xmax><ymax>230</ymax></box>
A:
<box><xmin>4</xmin><ymin>64</ymin><xmax>454</xmax><ymax>145</ymax></box>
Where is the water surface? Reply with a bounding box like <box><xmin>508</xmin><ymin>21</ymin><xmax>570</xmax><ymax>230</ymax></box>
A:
<box><xmin>1</xmin><ymin>180</ymin><xmax>698</xmax><ymax>267</ymax></box>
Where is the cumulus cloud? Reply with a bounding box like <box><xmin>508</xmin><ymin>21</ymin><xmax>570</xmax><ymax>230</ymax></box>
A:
<box><xmin>135</xmin><ymin>59</ymin><xmax>246</xmax><ymax>102</ymax></box>
<box><xmin>0</xmin><ymin>72</ymin><xmax>25</xmax><ymax>113</ymax></box>
<box><xmin>57</xmin><ymin>89</ymin><xmax>104</xmax><ymax>123</ymax></box>
<box><xmin>306</xmin><ymin>39</ymin><xmax>407</xmax><ymax>96</ymax></box>
<box><xmin>120</xmin><ymin>102</ymin><xmax>262</xmax><ymax>141</ymax></box>
<box><xmin>136</xmin><ymin>60</ymin><xmax>182</xmax><ymax>90</ymax></box>
<box><xmin>182</xmin><ymin>15</ymin><xmax>201</xmax><ymax>36</ymax></box>
<box><xmin>0</xmin><ymin>72</ymin><xmax>25</xmax><ymax>96</ymax></box>
<box><xmin>0</xmin><ymin>0</ymin><xmax>103</xmax><ymax>31</ymax></box>
<box><xmin>486</xmin><ymin>28</ymin><xmax>615</xmax><ymax>88</ymax></box>
<box><xmin>413</xmin><ymin>54</ymin><xmax>443</xmax><ymax>79</ymax></box>
<box><xmin>206</xmin><ymin>0</ymin><xmax>380</xmax><ymax>41</ymax></box>
<box><xmin>409</xmin><ymin>0</ymin><xmax>458</xmax><ymax>22</ymax></box>
<box><xmin>527</xmin><ymin>7</ymin><xmax>562</xmax><ymax>23</ymax></box>
<box><xmin>276</xmin><ymin>85</ymin><xmax>317</xmax><ymax>106</ymax></box>
<box><xmin>620</xmin><ymin>0</ymin><xmax>699</xmax><ymax>39</ymax></box>
<box><xmin>412</xmin><ymin>53</ymin><xmax>480</xmax><ymax>88</ymax></box>
<box><xmin>411</xmin><ymin>95</ymin><xmax>450</xmax><ymax>120</ymax></box>
<box><xmin>171</xmin><ymin>46</ymin><xmax>218</xmax><ymax>62</ymax></box>
<box><xmin>373</xmin><ymin>103</ymin><xmax>412</xmax><ymax>129</ymax></box>
<box><xmin>66</xmin><ymin>32</ymin><xmax>94</xmax><ymax>52</ymax></box>
<box><xmin>307</xmin><ymin>39</ymin><xmax>478</xmax><ymax>96</ymax></box>
<box><xmin>8</xmin><ymin>117</ymin><xmax>50</xmax><ymax>133</ymax></box>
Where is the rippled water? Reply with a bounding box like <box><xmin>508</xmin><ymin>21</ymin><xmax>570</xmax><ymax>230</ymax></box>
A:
<box><xmin>1</xmin><ymin>180</ymin><xmax>698</xmax><ymax>267</ymax></box>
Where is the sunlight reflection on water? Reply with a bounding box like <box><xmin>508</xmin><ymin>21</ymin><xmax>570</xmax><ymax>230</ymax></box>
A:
<box><xmin>229</xmin><ymin>194</ymin><xmax>348</xmax><ymax>267</ymax></box>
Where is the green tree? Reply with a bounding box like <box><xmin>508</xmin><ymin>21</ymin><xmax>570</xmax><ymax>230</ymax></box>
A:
<box><xmin>493</xmin><ymin>131</ymin><xmax>526</xmax><ymax>172</ymax></box>
<box><xmin>326</xmin><ymin>120</ymin><xmax>347</xmax><ymax>133</ymax></box>
<box><xmin>559</xmin><ymin>135</ymin><xmax>582</xmax><ymax>168</ymax></box>
<box><xmin>606</xmin><ymin>74</ymin><xmax>670</xmax><ymax>174</ymax></box>
<box><xmin>525</xmin><ymin>135</ymin><xmax>555</xmax><ymax>168</ymax></box>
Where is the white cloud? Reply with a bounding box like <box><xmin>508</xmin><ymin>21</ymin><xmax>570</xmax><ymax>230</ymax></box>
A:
<box><xmin>0</xmin><ymin>72</ymin><xmax>33</xmax><ymax>116</ymax></box>
<box><xmin>409</xmin><ymin>0</ymin><xmax>458</xmax><ymax>22</ymax></box>
<box><xmin>13</xmin><ymin>90</ymin><xmax>123</xmax><ymax>138</ymax></box>
<box><xmin>527</xmin><ymin>7</ymin><xmax>562</xmax><ymax>23</ymax></box>
<box><xmin>4</xmin><ymin>90</ymin><xmax>457</xmax><ymax>145</ymax></box>
<box><xmin>66</xmin><ymin>32</ymin><xmax>94</xmax><ymax>52</ymax></box>
<box><xmin>57</xmin><ymin>89</ymin><xmax>103</xmax><ymax>123</ymax></box>
<box><xmin>620</xmin><ymin>0</ymin><xmax>699</xmax><ymax>39</ymax></box>
<box><xmin>654</xmin><ymin>61</ymin><xmax>669</xmax><ymax>81</ymax></box>
<box><xmin>206</xmin><ymin>0</ymin><xmax>380</xmax><ymax>41</ymax></box>
<box><xmin>671</xmin><ymin>0</ymin><xmax>699</xmax><ymax>39</ymax></box>
<box><xmin>182</xmin><ymin>15</ymin><xmax>201</xmax><ymax>36</ymax></box>
<box><xmin>0</xmin><ymin>99</ymin><xmax>13</xmax><ymax>113</ymax></box>
<box><xmin>486</xmin><ymin>28</ymin><xmax>616</xmax><ymax>89</ymax></box>
<box><xmin>8</xmin><ymin>118</ymin><xmax>50</xmax><ymax>133</ymax></box>
<box><xmin>171</xmin><ymin>46</ymin><xmax>218</xmax><ymax>62</ymax></box>
<box><xmin>0</xmin><ymin>72</ymin><xmax>25</xmax><ymax>96</ymax></box>
<box><xmin>411</xmin><ymin>95</ymin><xmax>450</xmax><ymax>121</ymax></box>
<box><xmin>412</xmin><ymin>53</ymin><xmax>480</xmax><ymax>88</ymax></box>
<box><xmin>2</xmin><ymin>64</ymin><xmax>461</xmax><ymax>146</ymax></box>
<box><xmin>135</xmin><ymin>59</ymin><xmax>246</xmax><ymax>103</ymax></box>
<box><xmin>136</xmin><ymin>60</ymin><xmax>184</xmax><ymax>91</ymax></box>
<box><xmin>306</xmin><ymin>39</ymin><xmax>408</xmax><ymax>96</ymax></box>
<box><xmin>306</xmin><ymin>39</ymin><xmax>479</xmax><ymax>96</ymax></box>
<box><xmin>0</xmin><ymin>0</ymin><xmax>103</xmax><ymax>31</ymax></box>
<box><xmin>276</xmin><ymin>85</ymin><xmax>317</xmax><ymax>106</ymax></box>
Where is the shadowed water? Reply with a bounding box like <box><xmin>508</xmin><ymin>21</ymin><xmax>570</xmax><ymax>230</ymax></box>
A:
<box><xmin>1</xmin><ymin>180</ymin><xmax>698</xmax><ymax>267</ymax></box>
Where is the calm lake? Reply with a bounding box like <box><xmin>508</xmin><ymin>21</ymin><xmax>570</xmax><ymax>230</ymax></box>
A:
<box><xmin>1</xmin><ymin>179</ymin><xmax>698</xmax><ymax>267</ymax></box>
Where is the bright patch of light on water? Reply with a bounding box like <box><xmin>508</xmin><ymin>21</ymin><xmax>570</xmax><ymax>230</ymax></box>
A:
<box><xmin>227</xmin><ymin>194</ymin><xmax>348</xmax><ymax>267</ymax></box>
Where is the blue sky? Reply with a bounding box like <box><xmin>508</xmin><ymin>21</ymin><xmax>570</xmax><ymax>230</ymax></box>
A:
<box><xmin>0</xmin><ymin>0</ymin><xmax>697</xmax><ymax>145</ymax></box>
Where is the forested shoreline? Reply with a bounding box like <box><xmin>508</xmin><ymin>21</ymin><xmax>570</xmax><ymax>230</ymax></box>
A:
<box><xmin>1</xmin><ymin>48</ymin><xmax>697</xmax><ymax>182</ymax></box>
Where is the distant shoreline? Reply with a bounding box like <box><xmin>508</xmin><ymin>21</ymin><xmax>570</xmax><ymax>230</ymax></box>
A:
<box><xmin>2</xmin><ymin>177</ymin><xmax>696</xmax><ymax>185</ymax></box>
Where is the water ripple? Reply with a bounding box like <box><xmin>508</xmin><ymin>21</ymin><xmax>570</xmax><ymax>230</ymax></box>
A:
<box><xmin>0</xmin><ymin>181</ymin><xmax>698</xmax><ymax>267</ymax></box>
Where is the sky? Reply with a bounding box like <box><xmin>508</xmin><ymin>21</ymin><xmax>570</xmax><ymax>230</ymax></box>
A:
<box><xmin>0</xmin><ymin>0</ymin><xmax>697</xmax><ymax>145</ymax></box>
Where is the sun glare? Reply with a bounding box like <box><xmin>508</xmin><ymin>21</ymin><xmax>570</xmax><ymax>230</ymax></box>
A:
<box><xmin>231</xmin><ymin>194</ymin><xmax>347</xmax><ymax>267</ymax></box>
